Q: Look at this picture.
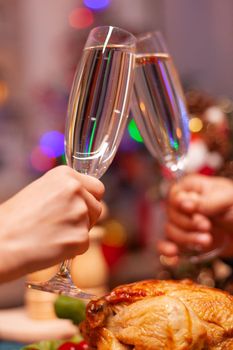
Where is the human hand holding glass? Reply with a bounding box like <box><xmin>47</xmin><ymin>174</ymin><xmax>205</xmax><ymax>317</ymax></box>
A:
<box><xmin>158</xmin><ymin>174</ymin><xmax>233</xmax><ymax>264</ymax></box>
<box><xmin>26</xmin><ymin>26</ymin><xmax>136</xmax><ymax>298</ymax></box>
<box><xmin>131</xmin><ymin>31</ymin><xmax>227</xmax><ymax>263</ymax></box>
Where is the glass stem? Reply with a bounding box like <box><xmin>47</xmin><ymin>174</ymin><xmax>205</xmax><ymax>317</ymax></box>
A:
<box><xmin>59</xmin><ymin>259</ymin><xmax>72</xmax><ymax>276</ymax></box>
<box><xmin>173</xmin><ymin>168</ymin><xmax>184</xmax><ymax>180</ymax></box>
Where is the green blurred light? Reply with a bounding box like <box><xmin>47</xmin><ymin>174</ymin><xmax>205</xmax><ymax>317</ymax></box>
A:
<box><xmin>128</xmin><ymin>119</ymin><xmax>144</xmax><ymax>143</ymax></box>
<box><xmin>173</xmin><ymin>140</ymin><xmax>179</xmax><ymax>150</ymax></box>
<box><xmin>61</xmin><ymin>154</ymin><xmax>67</xmax><ymax>164</ymax></box>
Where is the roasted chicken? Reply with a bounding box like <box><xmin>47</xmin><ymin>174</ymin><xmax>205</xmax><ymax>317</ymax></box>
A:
<box><xmin>81</xmin><ymin>279</ymin><xmax>233</xmax><ymax>350</ymax></box>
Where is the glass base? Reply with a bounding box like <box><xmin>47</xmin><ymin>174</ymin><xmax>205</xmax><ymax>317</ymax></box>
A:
<box><xmin>187</xmin><ymin>246</ymin><xmax>225</xmax><ymax>264</ymax></box>
<box><xmin>26</xmin><ymin>270</ymin><xmax>95</xmax><ymax>300</ymax></box>
<box><xmin>183</xmin><ymin>234</ymin><xmax>230</xmax><ymax>265</ymax></box>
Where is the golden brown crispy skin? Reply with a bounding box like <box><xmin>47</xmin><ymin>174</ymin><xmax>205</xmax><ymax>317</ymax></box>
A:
<box><xmin>81</xmin><ymin>280</ymin><xmax>233</xmax><ymax>349</ymax></box>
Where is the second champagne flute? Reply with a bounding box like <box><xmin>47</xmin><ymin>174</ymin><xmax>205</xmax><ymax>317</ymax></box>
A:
<box><xmin>131</xmin><ymin>31</ymin><xmax>189</xmax><ymax>175</ymax></box>
<box><xmin>27</xmin><ymin>26</ymin><xmax>136</xmax><ymax>298</ymax></box>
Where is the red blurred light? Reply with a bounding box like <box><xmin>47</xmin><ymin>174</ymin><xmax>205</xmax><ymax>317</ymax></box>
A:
<box><xmin>30</xmin><ymin>146</ymin><xmax>56</xmax><ymax>172</ymax></box>
<box><xmin>69</xmin><ymin>8</ymin><xmax>94</xmax><ymax>29</ymax></box>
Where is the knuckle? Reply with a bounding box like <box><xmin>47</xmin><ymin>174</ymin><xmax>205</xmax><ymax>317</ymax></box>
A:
<box><xmin>54</xmin><ymin>165</ymin><xmax>71</xmax><ymax>176</ymax></box>
<box><xmin>60</xmin><ymin>165</ymin><xmax>72</xmax><ymax>174</ymax></box>
<box><xmin>65</xmin><ymin>179</ymin><xmax>82</xmax><ymax>195</ymax></box>
<box><xmin>67</xmin><ymin>200</ymin><xmax>88</xmax><ymax>222</ymax></box>
<box><xmin>43</xmin><ymin>166</ymin><xmax>72</xmax><ymax>188</ymax></box>
<box><xmin>78</xmin><ymin>202</ymin><xmax>89</xmax><ymax>219</ymax></box>
<box><xmin>58</xmin><ymin>165</ymin><xmax>79</xmax><ymax>182</ymax></box>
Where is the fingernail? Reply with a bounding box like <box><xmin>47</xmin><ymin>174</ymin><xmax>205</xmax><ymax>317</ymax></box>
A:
<box><xmin>193</xmin><ymin>213</ymin><xmax>211</xmax><ymax>231</ymax></box>
<box><xmin>176</xmin><ymin>192</ymin><xmax>195</xmax><ymax>209</ymax></box>
<box><xmin>181</xmin><ymin>200</ymin><xmax>195</xmax><ymax>210</ymax></box>
<box><xmin>160</xmin><ymin>255</ymin><xmax>179</xmax><ymax>267</ymax></box>
<box><xmin>196</xmin><ymin>234</ymin><xmax>211</xmax><ymax>244</ymax></box>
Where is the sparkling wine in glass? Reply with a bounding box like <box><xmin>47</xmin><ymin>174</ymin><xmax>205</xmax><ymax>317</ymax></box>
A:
<box><xmin>26</xmin><ymin>26</ymin><xmax>136</xmax><ymax>298</ymax></box>
<box><xmin>131</xmin><ymin>31</ymin><xmax>189</xmax><ymax>176</ymax></box>
<box><xmin>131</xmin><ymin>31</ymin><xmax>226</xmax><ymax>264</ymax></box>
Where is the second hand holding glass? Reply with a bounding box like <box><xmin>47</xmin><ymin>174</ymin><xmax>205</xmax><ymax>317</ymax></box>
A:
<box><xmin>131</xmin><ymin>31</ymin><xmax>226</xmax><ymax>264</ymax></box>
<box><xmin>27</xmin><ymin>26</ymin><xmax>136</xmax><ymax>299</ymax></box>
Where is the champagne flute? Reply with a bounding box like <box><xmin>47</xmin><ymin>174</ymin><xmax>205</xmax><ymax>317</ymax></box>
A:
<box><xmin>131</xmin><ymin>31</ymin><xmax>189</xmax><ymax>175</ymax></box>
<box><xmin>27</xmin><ymin>26</ymin><xmax>136</xmax><ymax>298</ymax></box>
<box><xmin>131</xmin><ymin>31</ymin><xmax>225</xmax><ymax>263</ymax></box>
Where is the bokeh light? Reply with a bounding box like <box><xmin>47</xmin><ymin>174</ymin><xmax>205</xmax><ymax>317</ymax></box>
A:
<box><xmin>0</xmin><ymin>81</ymin><xmax>9</xmax><ymax>105</ymax></box>
<box><xmin>139</xmin><ymin>102</ymin><xmax>146</xmax><ymax>112</ymax></box>
<box><xmin>103</xmin><ymin>220</ymin><xmax>127</xmax><ymax>247</ymax></box>
<box><xmin>128</xmin><ymin>119</ymin><xmax>144</xmax><ymax>143</ymax></box>
<box><xmin>30</xmin><ymin>146</ymin><xmax>56</xmax><ymax>172</ymax></box>
<box><xmin>61</xmin><ymin>153</ymin><xmax>67</xmax><ymax>165</ymax></box>
<box><xmin>171</xmin><ymin>139</ymin><xmax>179</xmax><ymax>150</ymax></box>
<box><xmin>83</xmin><ymin>0</ymin><xmax>110</xmax><ymax>10</ymax></box>
<box><xmin>69</xmin><ymin>7</ymin><xmax>94</xmax><ymax>29</ymax></box>
<box><xmin>176</xmin><ymin>127</ymin><xmax>182</xmax><ymax>138</ymax></box>
<box><xmin>39</xmin><ymin>130</ymin><xmax>64</xmax><ymax>157</ymax></box>
<box><xmin>189</xmin><ymin>117</ymin><xmax>203</xmax><ymax>133</ymax></box>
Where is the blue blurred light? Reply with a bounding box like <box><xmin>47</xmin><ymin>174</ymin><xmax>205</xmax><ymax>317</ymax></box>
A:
<box><xmin>83</xmin><ymin>0</ymin><xmax>110</xmax><ymax>10</ymax></box>
<box><xmin>40</xmin><ymin>131</ymin><xmax>64</xmax><ymax>158</ymax></box>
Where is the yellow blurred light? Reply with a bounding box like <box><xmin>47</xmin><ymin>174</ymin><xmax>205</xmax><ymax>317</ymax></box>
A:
<box><xmin>176</xmin><ymin>127</ymin><xmax>182</xmax><ymax>138</ymax></box>
<box><xmin>139</xmin><ymin>102</ymin><xmax>146</xmax><ymax>112</ymax></box>
<box><xmin>103</xmin><ymin>220</ymin><xmax>127</xmax><ymax>247</ymax></box>
<box><xmin>189</xmin><ymin>117</ymin><xmax>203</xmax><ymax>133</ymax></box>
<box><xmin>0</xmin><ymin>81</ymin><xmax>9</xmax><ymax>105</ymax></box>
